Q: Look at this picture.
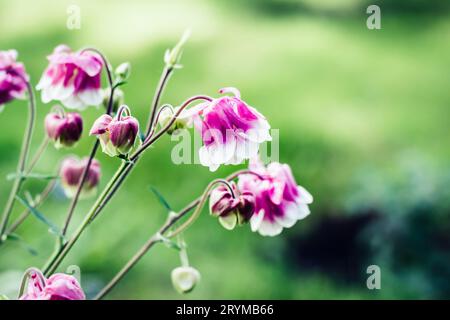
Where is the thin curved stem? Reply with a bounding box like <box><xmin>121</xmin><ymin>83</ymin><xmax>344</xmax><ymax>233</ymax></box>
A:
<box><xmin>94</xmin><ymin>198</ymin><xmax>198</xmax><ymax>300</ymax></box>
<box><xmin>144</xmin><ymin>66</ymin><xmax>173</xmax><ymax>137</ymax></box>
<box><xmin>42</xmin><ymin>93</ymin><xmax>211</xmax><ymax>274</ymax></box>
<box><xmin>43</xmin><ymin>161</ymin><xmax>128</xmax><ymax>277</ymax></box>
<box><xmin>60</xmin><ymin>48</ymin><xmax>115</xmax><ymax>238</ymax></box>
<box><xmin>167</xmin><ymin>179</ymin><xmax>234</xmax><ymax>238</ymax></box>
<box><xmin>94</xmin><ymin>169</ymin><xmax>256</xmax><ymax>299</ymax></box>
<box><xmin>0</xmin><ymin>79</ymin><xmax>36</xmax><ymax>238</ymax></box>
<box><xmin>133</xmin><ymin>95</ymin><xmax>212</xmax><ymax>161</ymax></box>
<box><xmin>25</xmin><ymin>136</ymin><xmax>49</xmax><ymax>176</ymax></box>
<box><xmin>5</xmin><ymin>178</ymin><xmax>57</xmax><ymax>236</ymax></box>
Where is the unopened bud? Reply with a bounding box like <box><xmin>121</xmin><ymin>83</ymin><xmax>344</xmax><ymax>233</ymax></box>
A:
<box><xmin>209</xmin><ymin>182</ymin><xmax>255</xmax><ymax>230</ymax></box>
<box><xmin>114</xmin><ymin>62</ymin><xmax>131</xmax><ymax>81</ymax></box>
<box><xmin>45</xmin><ymin>112</ymin><xmax>83</xmax><ymax>148</ymax></box>
<box><xmin>90</xmin><ymin>105</ymin><xmax>140</xmax><ymax>157</ymax></box>
<box><xmin>164</xmin><ymin>30</ymin><xmax>190</xmax><ymax>69</ymax></box>
<box><xmin>60</xmin><ymin>156</ymin><xmax>101</xmax><ymax>199</ymax></box>
<box><xmin>171</xmin><ymin>266</ymin><xmax>200</xmax><ymax>294</ymax></box>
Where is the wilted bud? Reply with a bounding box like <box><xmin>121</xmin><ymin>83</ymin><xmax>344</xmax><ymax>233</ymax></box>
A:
<box><xmin>209</xmin><ymin>182</ymin><xmax>255</xmax><ymax>230</ymax></box>
<box><xmin>114</xmin><ymin>62</ymin><xmax>131</xmax><ymax>80</ymax></box>
<box><xmin>89</xmin><ymin>105</ymin><xmax>140</xmax><ymax>157</ymax></box>
<box><xmin>164</xmin><ymin>30</ymin><xmax>190</xmax><ymax>69</ymax></box>
<box><xmin>60</xmin><ymin>156</ymin><xmax>101</xmax><ymax>199</ymax></box>
<box><xmin>45</xmin><ymin>111</ymin><xmax>83</xmax><ymax>148</ymax></box>
<box><xmin>171</xmin><ymin>266</ymin><xmax>200</xmax><ymax>294</ymax></box>
<box><xmin>102</xmin><ymin>87</ymin><xmax>124</xmax><ymax>113</ymax></box>
<box><xmin>158</xmin><ymin>106</ymin><xmax>190</xmax><ymax>135</ymax></box>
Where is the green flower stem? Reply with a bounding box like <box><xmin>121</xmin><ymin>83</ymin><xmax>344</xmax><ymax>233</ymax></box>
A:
<box><xmin>0</xmin><ymin>79</ymin><xmax>36</xmax><ymax>239</ymax></box>
<box><xmin>144</xmin><ymin>66</ymin><xmax>173</xmax><ymax>137</ymax></box>
<box><xmin>43</xmin><ymin>161</ymin><xmax>128</xmax><ymax>277</ymax></box>
<box><xmin>60</xmin><ymin>48</ymin><xmax>115</xmax><ymax>238</ymax></box>
<box><xmin>93</xmin><ymin>170</ymin><xmax>261</xmax><ymax>299</ymax></box>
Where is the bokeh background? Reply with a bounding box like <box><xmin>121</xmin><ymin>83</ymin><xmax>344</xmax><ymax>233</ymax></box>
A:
<box><xmin>0</xmin><ymin>0</ymin><xmax>449</xmax><ymax>299</ymax></box>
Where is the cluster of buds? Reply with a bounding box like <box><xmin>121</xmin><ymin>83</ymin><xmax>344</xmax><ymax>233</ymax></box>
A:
<box><xmin>90</xmin><ymin>105</ymin><xmax>140</xmax><ymax>157</ymax></box>
<box><xmin>44</xmin><ymin>108</ymin><xmax>83</xmax><ymax>148</ymax></box>
<box><xmin>60</xmin><ymin>156</ymin><xmax>101</xmax><ymax>199</ymax></box>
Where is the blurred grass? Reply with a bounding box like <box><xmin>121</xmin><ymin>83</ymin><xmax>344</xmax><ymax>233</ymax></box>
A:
<box><xmin>0</xmin><ymin>0</ymin><xmax>449</xmax><ymax>299</ymax></box>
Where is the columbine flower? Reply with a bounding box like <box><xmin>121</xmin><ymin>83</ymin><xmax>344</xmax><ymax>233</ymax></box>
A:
<box><xmin>60</xmin><ymin>156</ymin><xmax>101</xmax><ymax>198</ymax></box>
<box><xmin>36</xmin><ymin>45</ymin><xmax>103</xmax><ymax>110</ymax></box>
<box><xmin>238</xmin><ymin>159</ymin><xmax>313</xmax><ymax>237</ymax></box>
<box><xmin>45</xmin><ymin>111</ymin><xmax>83</xmax><ymax>148</ymax></box>
<box><xmin>19</xmin><ymin>268</ymin><xmax>85</xmax><ymax>300</ymax></box>
<box><xmin>189</xmin><ymin>87</ymin><xmax>271</xmax><ymax>171</ymax></box>
<box><xmin>89</xmin><ymin>105</ymin><xmax>140</xmax><ymax>157</ymax></box>
<box><xmin>0</xmin><ymin>50</ymin><xmax>28</xmax><ymax>107</ymax></box>
<box><xmin>209</xmin><ymin>182</ymin><xmax>255</xmax><ymax>230</ymax></box>
<box><xmin>171</xmin><ymin>266</ymin><xmax>200</xmax><ymax>294</ymax></box>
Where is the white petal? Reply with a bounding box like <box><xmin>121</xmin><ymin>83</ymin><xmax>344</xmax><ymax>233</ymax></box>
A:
<box><xmin>297</xmin><ymin>186</ymin><xmax>313</xmax><ymax>204</ymax></box>
<box><xmin>47</xmin><ymin>83</ymin><xmax>75</xmax><ymax>101</ymax></box>
<box><xmin>78</xmin><ymin>89</ymin><xmax>102</xmax><ymax>107</ymax></box>
<box><xmin>62</xmin><ymin>95</ymin><xmax>87</xmax><ymax>110</ymax></box>
<box><xmin>257</xmin><ymin>219</ymin><xmax>283</xmax><ymax>237</ymax></box>
<box><xmin>250</xmin><ymin>209</ymin><xmax>265</xmax><ymax>232</ymax></box>
<box><xmin>296</xmin><ymin>203</ymin><xmax>311</xmax><ymax>220</ymax></box>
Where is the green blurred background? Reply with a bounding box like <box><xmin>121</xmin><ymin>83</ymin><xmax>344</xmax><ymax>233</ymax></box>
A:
<box><xmin>0</xmin><ymin>0</ymin><xmax>449</xmax><ymax>299</ymax></box>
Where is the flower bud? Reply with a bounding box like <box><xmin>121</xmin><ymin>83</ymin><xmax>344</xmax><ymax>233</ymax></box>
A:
<box><xmin>158</xmin><ymin>106</ymin><xmax>190</xmax><ymax>135</ymax></box>
<box><xmin>171</xmin><ymin>266</ymin><xmax>200</xmax><ymax>294</ymax></box>
<box><xmin>114</xmin><ymin>62</ymin><xmax>131</xmax><ymax>80</ymax></box>
<box><xmin>164</xmin><ymin>30</ymin><xmax>190</xmax><ymax>69</ymax></box>
<box><xmin>209</xmin><ymin>182</ymin><xmax>255</xmax><ymax>230</ymax></box>
<box><xmin>60</xmin><ymin>156</ymin><xmax>101</xmax><ymax>199</ymax></box>
<box><xmin>90</xmin><ymin>105</ymin><xmax>140</xmax><ymax>157</ymax></box>
<box><xmin>45</xmin><ymin>111</ymin><xmax>83</xmax><ymax>148</ymax></box>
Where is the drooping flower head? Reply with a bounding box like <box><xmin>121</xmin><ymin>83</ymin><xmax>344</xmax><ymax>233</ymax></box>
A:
<box><xmin>45</xmin><ymin>109</ymin><xmax>83</xmax><ymax>148</ymax></box>
<box><xmin>188</xmin><ymin>88</ymin><xmax>271</xmax><ymax>171</ymax></box>
<box><xmin>238</xmin><ymin>159</ymin><xmax>313</xmax><ymax>236</ymax></box>
<box><xmin>60</xmin><ymin>156</ymin><xmax>101</xmax><ymax>198</ymax></box>
<box><xmin>37</xmin><ymin>45</ymin><xmax>103</xmax><ymax>110</ymax></box>
<box><xmin>0</xmin><ymin>50</ymin><xmax>28</xmax><ymax>107</ymax></box>
<box><xmin>19</xmin><ymin>268</ymin><xmax>85</xmax><ymax>300</ymax></box>
<box><xmin>90</xmin><ymin>105</ymin><xmax>140</xmax><ymax>157</ymax></box>
<box><xmin>209</xmin><ymin>181</ymin><xmax>255</xmax><ymax>230</ymax></box>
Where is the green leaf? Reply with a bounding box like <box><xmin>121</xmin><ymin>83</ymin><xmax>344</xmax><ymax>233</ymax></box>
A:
<box><xmin>149</xmin><ymin>186</ymin><xmax>172</xmax><ymax>211</ymax></box>
<box><xmin>7</xmin><ymin>172</ymin><xmax>58</xmax><ymax>181</ymax></box>
<box><xmin>6</xmin><ymin>233</ymin><xmax>38</xmax><ymax>256</ymax></box>
<box><xmin>15</xmin><ymin>195</ymin><xmax>64</xmax><ymax>240</ymax></box>
<box><xmin>0</xmin><ymin>294</ymin><xmax>9</xmax><ymax>300</ymax></box>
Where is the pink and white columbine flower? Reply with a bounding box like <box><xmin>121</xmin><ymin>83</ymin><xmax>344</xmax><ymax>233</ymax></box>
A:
<box><xmin>36</xmin><ymin>45</ymin><xmax>103</xmax><ymax>110</ymax></box>
<box><xmin>0</xmin><ymin>50</ymin><xmax>28</xmax><ymax>107</ymax></box>
<box><xmin>238</xmin><ymin>159</ymin><xmax>313</xmax><ymax>236</ymax></box>
<box><xmin>19</xmin><ymin>268</ymin><xmax>85</xmax><ymax>300</ymax></box>
<box><xmin>187</xmin><ymin>88</ymin><xmax>271</xmax><ymax>171</ymax></box>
